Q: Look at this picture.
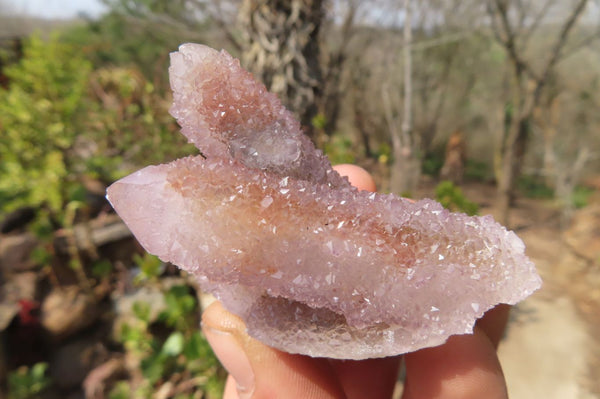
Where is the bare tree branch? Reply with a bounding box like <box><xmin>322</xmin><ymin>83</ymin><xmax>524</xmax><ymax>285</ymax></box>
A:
<box><xmin>189</xmin><ymin>0</ymin><xmax>243</xmax><ymax>51</ymax></box>
<box><xmin>488</xmin><ymin>0</ymin><xmax>538</xmax><ymax>80</ymax></box>
<box><xmin>532</xmin><ymin>0</ymin><xmax>590</xmax><ymax>104</ymax></box>
<box><xmin>521</xmin><ymin>0</ymin><xmax>556</xmax><ymax>50</ymax></box>
<box><xmin>559</xmin><ymin>27</ymin><xmax>600</xmax><ymax>59</ymax></box>
<box><xmin>402</xmin><ymin>0</ymin><xmax>413</xmax><ymax>149</ymax></box>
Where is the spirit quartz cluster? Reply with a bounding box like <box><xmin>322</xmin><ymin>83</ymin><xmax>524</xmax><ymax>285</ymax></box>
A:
<box><xmin>107</xmin><ymin>44</ymin><xmax>541</xmax><ymax>360</ymax></box>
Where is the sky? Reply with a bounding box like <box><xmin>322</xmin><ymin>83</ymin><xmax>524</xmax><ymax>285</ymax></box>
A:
<box><xmin>10</xmin><ymin>0</ymin><xmax>107</xmax><ymax>19</ymax></box>
<box><xmin>6</xmin><ymin>0</ymin><xmax>600</xmax><ymax>25</ymax></box>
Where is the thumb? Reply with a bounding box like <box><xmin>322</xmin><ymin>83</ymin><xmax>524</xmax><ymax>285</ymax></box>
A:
<box><xmin>202</xmin><ymin>301</ymin><xmax>346</xmax><ymax>399</ymax></box>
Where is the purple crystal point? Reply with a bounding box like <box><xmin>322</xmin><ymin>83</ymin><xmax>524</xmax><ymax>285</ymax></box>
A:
<box><xmin>107</xmin><ymin>44</ymin><xmax>541</xmax><ymax>359</ymax></box>
<box><xmin>169</xmin><ymin>43</ymin><xmax>348</xmax><ymax>188</ymax></box>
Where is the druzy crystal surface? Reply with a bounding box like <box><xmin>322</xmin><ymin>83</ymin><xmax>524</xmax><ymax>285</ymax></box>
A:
<box><xmin>107</xmin><ymin>44</ymin><xmax>541</xmax><ymax>360</ymax></box>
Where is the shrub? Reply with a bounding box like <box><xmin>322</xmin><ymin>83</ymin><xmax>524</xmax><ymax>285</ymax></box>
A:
<box><xmin>8</xmin><ymin>363</ymin><xmax>52</xmax><ymax>399</ymax></box>
<box><xmin>114</xmin><ymin>284</ymin><xmax>225</xmax><ymax>398</ymax></box>
<box><xmin>517</xmin><ymin>175</ymin><xmax>554</xmax><ymax>199</ymax></box>
<box><xmin>0</xmin><ymin>35</ymin><xmax>92</xmax><ymax>222</ymax></box>
<box><xmin>435</xmin><ymin>181</ymin><xmax>479</xmax><ymax>215</ymax></box>
<box><xmin>464</xmin><ymin>159</ymin><xmax>493</xmax><ymax>181</ymax></box>
<box><xmin>324</xmin><ymin>134</ymin><xmax>356</xmax><ymax>165</ymax></box>
<box><xmin>572</xmin><ymin>185</ymin><xmax>594</xmax><ymax>209</ymax></box>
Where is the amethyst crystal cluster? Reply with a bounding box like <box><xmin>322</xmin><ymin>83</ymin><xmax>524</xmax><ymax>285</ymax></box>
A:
<box><xmin>107</xmin><ymin>44</ymin><xmax>541</xmax><ymax>359</ymax></box>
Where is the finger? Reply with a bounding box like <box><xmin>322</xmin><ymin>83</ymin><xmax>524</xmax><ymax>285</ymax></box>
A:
<box><xmin>202</xmin><ymin>301</ymin><xmax>346</xmax><ymax>399</ymax></box>
<box><xmin>329</xmin><ymin>357</ymin><xmax>401</xmax><ymax>399</ymax></box>
<box><xmin>333</xmin><ymin>164</ymin><xmax>377</xmax><ymax>192</ymax></box>
<box><xmin>331</xmin><ymin>163</ymin><xmax>401</xmax><ymax>398</ymax></box>
<box><xmin>402</xmin><ymin>327</ymin><xmax>508</xmax><ymax>399</ymax></box>
<box><xmin>476</xmin><ymin>304</ymin><xmax>510</xmax><ymax>348</ymax></box>
<box><xmin>224</xmin><ymin>375</ymin><xmax>240</xmax><ymax>399</ymax></box>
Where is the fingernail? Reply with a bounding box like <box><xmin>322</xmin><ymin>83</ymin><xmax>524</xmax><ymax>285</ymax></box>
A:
<box><xmin>203</xmin><ymin>325</ymin><xmax>255</xmax><ymax>398</ymax></box>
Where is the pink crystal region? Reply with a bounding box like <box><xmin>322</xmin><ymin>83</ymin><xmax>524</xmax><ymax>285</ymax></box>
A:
<box><xmin>107</xmin><ymin>44</ymin><xmax>542</xmax><ymax>360</ymax></box>
<box><xmin>168</xmin><ymin>43</ymin><xmax>348</xmax><ymax>188</ymax></box>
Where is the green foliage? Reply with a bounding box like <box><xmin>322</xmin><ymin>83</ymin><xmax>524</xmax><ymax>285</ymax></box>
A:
<box><xmin>84</xmin><ymin>65</ymin><xmax>196</xmax><ymax>182</ymax></box>
<box><xmin>158</xmin><ymin>285</ymin><xmax>198</xmax><ymax>331</ymax></box>
<box><xmin>324</xmin><ymin>135</ymin><xmax>356</xmax><ymax>165</ymax></box>
<box><xmin>8</xmin><ymin>363</ymin><xmax>52</xmax><ymax>399</ymax></box>
<box><xmin>572</xmin><ymin>186</ymin><xmax>594</xmax><ymax>209</ymax></box>
<box><xmin>375</xmin><ymin>143</ymin><xmax>391</xmax><ymax>165</ymax></box>
<box><xmin>92</xmin><ymin>259</ymin><xmax>114</xmax><ymax>278</ymax></box>
<box><xmin>517</xmin><ymin>175</ymin><xmax>554</xmax><ymax>199</ymax></box>
<box><xmin>108</xmin><ymin>381</ymin><xmax>132</xmax><ymax>399</ymax></box>
<box><xmin>60</xmin><ymin>11</ymin><xmax>189</xmax><ymax>85</ymax></box>
<box><xmin>0</xmin><ymin>33</ymin><xmax>193</xmax><ymax>238</ymax></box>
<box><xmin>465</xmin><ymin>159</ymin><xmax>493</xmax><ymax>181</ymax></box>
<box><xmin>0</xmin><ymin>35</ymin><xmax>92</xmax><ymax>219</ymax></box>
<box><xmin>133</xmin><ymin>253</ymin><xmax>164</xmax><ymax>283</ymax></box>
<box><xmin>115</xmin><ymin>284</ymin><xmax>224</xmax><ymax>398</ymax></box>
<box><xmin>435</xmin><ymin>181</ymin><xmax>479</xmax><ymax>216</ymax></box>
<box><xmin>162</xmin><ymin>331</ymin><xmax>184</xmax><ymax>356</ymax></box>
<box><xmin>30</xmin><ymin>246</ymin><xmax>52</xmax><ymax>266</ymax></box>
<box><xmin>311</xmin><ymin>113</ymin><xmax>327</xmax><ymax>130</ymax></box>
<box><xmin>422</xmin><ymin>150</ymin><xmax>445</xmax><ymax>177</ymax></box>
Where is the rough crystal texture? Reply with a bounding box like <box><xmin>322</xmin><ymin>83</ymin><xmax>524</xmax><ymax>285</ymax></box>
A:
<box><xmin>107</xmin><ymin>44</ymin><xmax>542</xmax><ymax>359</ymax></box>
<box><xmin>169</xmin><ymin>43</ymin><xmax>348</xmax><ymax>188</ymax></box>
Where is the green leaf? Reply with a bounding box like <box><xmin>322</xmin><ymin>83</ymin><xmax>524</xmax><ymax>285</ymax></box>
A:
<box><xmin>162</xmin><ymin>332</ymin><xmax>184</xmax><ymax>356</ymax></box>
<box><xmin>140</xmin><ymin>353</ymin><xmax>166</xmax><ymax>384</ymax></box>
<box><xmin>183</xmin><ymin>331</ymin><xmax>217</xmax><ymax>367</ymax></box>
<box><xmin>30</xmin><ymin>363</ymin><xmax>48</xmax><ymax>380</ymax></box>
<box><xmin>92</xmin><ymin>260</ymin><xmax>113</xmax><ymax>278</ymax></box>
<box><xmin>108</xmin><ymin>381</ymin><xmax>132</xmax><ymax>399</ymax></box>
<box><xmin>435</xmin><ymin>181</ymin><xmax>479</xmax><ymax>216</ymax></box>
<box><xmin>133</xmin><ymin>253</ymin><xmax>163</xmax><ymax>283</ymax></box>
<box><xmin>8</xmin><ymin>362</ymin><xmax>51</xmax><ymax>399</ymax></box>
<box><xmin>132</xmin><ymin>301</ymin><xmax>151</xmax><ymax>323</ymax></box>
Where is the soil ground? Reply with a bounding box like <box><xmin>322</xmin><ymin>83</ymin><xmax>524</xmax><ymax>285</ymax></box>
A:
<box><xmin>457</xmin><ymin>182</ymin><xmax>600</xmax><ymax>399</ymax></box>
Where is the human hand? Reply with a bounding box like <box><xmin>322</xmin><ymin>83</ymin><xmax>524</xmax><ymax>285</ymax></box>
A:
<box><xmin>201</xmin><ymin>164</ymin><xmax>510</xmax><ymax>399</ymax></box>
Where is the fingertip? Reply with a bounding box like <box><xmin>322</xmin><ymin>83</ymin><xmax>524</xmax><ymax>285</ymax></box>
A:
<box><xmin>333</xmin><ymin>164</ymin><xmax>377</xmax><ymax>192</ymax></box>
<box><xmin>202</xmin><ymin>304</ymin><xmax>255</xmax><ymax>398</ymax></box>
<box><xmin>476</xmin><ymin>304</ymin><xmax>511</xmax><ymax>348</ymax></box>
<box><xmin>224</xmin><ymin>375</ymin><xmax>241</xmax><ymax>399</ymax></box>
<box><xmin>202</xmin><ymin>300</ymin><xmax>246</xmax><ymax>333</ymax></box>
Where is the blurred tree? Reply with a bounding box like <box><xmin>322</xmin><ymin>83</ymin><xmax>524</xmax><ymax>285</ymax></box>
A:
<box><xmin>375</xmin><ymin>0</ymin><xmax>489</xmax><ymax>194</ymax></box>
<box><xmin>318</xmin><ymin>0</ymin><xmax>361</xmax><ymax>136</ymax></box>
<box><xmin>88</xmin><ymin>0</ymin><xmax>600</xmax><ymax>206</ymax></box>
<box><xmin>385</xmin><ymin>0</ymin><xmax>419</xmax><ymax>195</ymax></box>
<box><xmin>238</xmin><ymin>0</ymin><xmax>325</xmax><ymax>138</ymax></box>
<box><xmin>487</xmin><ymin>0</ymin><xmax>592</xmax><ymax>225</ymax></box>
<box><xmin>64</xmin><ymin>8</ymin><xmax>208</xmax><ymax>88</ymax></box>
<box><xmin>101</xmin><ymin>0</ymin><xmax>367</xmax><ymax>142</ymax></box>
<box><xmin>102</xmin><ymin>0</ymin><xmax>209</xmax><ymax>32</ymax></box>
<box><xmin>534</xmin><ymin>67</ymin><xmax>600</xmax><ymax>223</ymax></box>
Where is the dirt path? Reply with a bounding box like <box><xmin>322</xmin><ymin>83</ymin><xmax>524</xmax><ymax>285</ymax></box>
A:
<box><xmin>499</xmin><ymin>294</ymin><xmax>595</xmax><ymax>399</ymax></box>
<box><xmin>459</xmin><ymin>184</ymin><xmax>600</xmax><ymax>398</ymax></box>
<box><xmin>496</xmin><ymin>199</ymin><xmax>599</xmax><ymax>398</ymax></box>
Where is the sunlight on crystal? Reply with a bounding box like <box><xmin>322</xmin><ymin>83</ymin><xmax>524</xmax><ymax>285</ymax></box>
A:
<box><xmin>107</xmin><ymin>44</ymin><xmax>542</xmax><ymax>360</ymax></box>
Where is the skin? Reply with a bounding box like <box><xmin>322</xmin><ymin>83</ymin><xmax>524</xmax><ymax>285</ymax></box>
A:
<box><xmin>202</xmin><ymin>164</ymin><xmax>510</xmax><ymax>399</ymax></box>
